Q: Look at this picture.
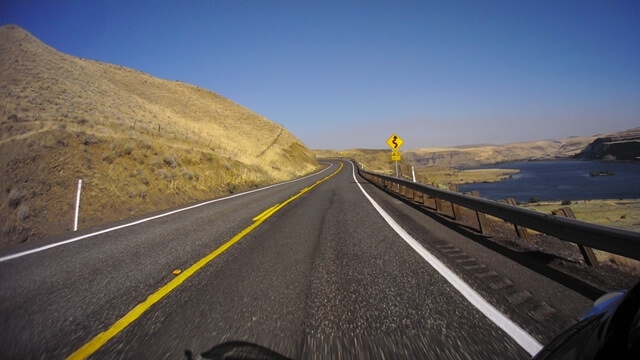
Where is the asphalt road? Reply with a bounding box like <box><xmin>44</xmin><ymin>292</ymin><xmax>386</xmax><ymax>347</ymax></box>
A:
<box><xmin>0</xmin><ymin>160</ymin><xmax>594</xmax><ymax>359</ymax></box>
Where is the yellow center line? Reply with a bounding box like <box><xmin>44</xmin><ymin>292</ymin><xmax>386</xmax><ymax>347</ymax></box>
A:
<box><xmin>67</xmin><ymin>162</ymin><xmax>343</xmax><ymax>360</ymax></box>
<box><xmin>252</xmin><ymin>203</ymin><xmax>280</xmax><ymax>221</ymax></box>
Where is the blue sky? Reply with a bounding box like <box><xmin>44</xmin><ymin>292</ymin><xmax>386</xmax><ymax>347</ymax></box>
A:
<box><xmin>2</xmin><ymin>1</ymin><xmax>639</xmax><ymax>149</ymax></box>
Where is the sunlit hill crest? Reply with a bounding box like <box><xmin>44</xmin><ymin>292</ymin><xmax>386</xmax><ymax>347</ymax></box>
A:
<box><xmin>0</xmin><ymin>24</ymin><xmax>318</xmax><ymax>246</ymax></box>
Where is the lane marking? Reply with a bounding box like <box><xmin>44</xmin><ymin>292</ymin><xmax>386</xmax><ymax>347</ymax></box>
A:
<box><xmin>0</xmin><ymin>163</ymin><xmax>334</xmax><ymax>263</ymax></box>
<box><xmin>349</xmin><ymin>161</ymin><xmax>543</xmax><ymax>356</ymax></box>
<box><xmin>67</xmin><ymin>162</ymin><xmax>344</xmax><ymax>359</ymax></box>
<box><xmin>252</xmin><ymin>203</ymin><xmax>280</xmax><ymax>221</ymax></box>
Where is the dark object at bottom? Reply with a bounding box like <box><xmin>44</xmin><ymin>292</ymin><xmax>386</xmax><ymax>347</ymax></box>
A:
<box><xmin>185</xmin><ymin>341</ymin><xmax>291</xmax><ymax>360</ymax></box>
<box><xmin>534</xmin><ymin>280</ymin><xmax>640</xmax><ymax>359</ymax></box>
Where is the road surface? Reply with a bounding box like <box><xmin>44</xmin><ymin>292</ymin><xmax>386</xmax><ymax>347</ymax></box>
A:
<box><xmin>0</xmin><ymin>160</ymin><xmax>594</xmax><ymax>359</ymax></box>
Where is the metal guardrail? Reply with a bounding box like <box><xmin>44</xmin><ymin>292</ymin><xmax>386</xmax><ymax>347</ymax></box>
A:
<box><xmin>349</xmin><ymin>160</ymin><xmax>640</xmax><ymax>262</ymax></box>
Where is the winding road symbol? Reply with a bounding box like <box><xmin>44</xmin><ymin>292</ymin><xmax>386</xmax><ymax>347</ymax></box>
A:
<box><xmin>386</xmin><ymin>133</ymin><xmax>404</xmax><ymax>150</ymax></box>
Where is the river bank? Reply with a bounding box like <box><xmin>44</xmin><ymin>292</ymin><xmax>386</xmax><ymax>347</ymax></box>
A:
<box><xmin>522</xmin><ymin>199</ymin><xmax>640</xmax><ymax>232</ymax></box>
<box><xmin>459</xmin><ymin>160</ymin><xmax>640</xmax><ymax>201</ymax></box>
<box><xmin>414</xmin><ymin>166</ymin><xmax>520</xmax><ymax>188</ymax></box>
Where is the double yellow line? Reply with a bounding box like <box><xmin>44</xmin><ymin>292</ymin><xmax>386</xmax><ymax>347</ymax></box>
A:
<box><xmin>68</xmin><ymin>162</ymin><xmax>343</xmax><ymax>359</ymax></box>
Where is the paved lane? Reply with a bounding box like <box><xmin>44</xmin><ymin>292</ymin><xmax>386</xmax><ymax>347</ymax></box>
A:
<box><xmin>0</xmin><ymin>160</ymin><xmax>592</xmax><ymax>359</ymax></box>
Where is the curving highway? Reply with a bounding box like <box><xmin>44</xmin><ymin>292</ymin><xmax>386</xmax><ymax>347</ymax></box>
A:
<box><xmin>0</xmin><ymin>160</ymin><xmax>594</xmax><ymax>359</ymax></box>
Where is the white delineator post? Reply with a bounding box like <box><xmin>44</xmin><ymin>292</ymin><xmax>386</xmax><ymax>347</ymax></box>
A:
<box><xmin>412</xmin><ymin>166</ymin><xmax>416</xmax><ymax>182</ymax></box>
<box><xmin>395</xmin><ymin>160</ymin><xmax>399</xmax><ymax>191</ymax></box>
<box><xmin>74</xmin><ymin>179</ymin><xmax>82</xmax><ymax>231</ymax></box>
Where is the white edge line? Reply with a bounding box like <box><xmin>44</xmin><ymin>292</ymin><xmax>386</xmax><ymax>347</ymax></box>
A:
<box><xmin>0</xmin><ymin>163</ymin><xmax>334</xmax><ymax>263</ymax></box>
<box><xmin>350</xmin><ymin>161</ymin><xmax>543</xmax><ymax>356</ymax></box>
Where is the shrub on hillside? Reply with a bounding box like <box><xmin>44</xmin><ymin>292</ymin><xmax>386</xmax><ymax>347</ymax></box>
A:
<box><xmin>181</xmin><ymin>168</ymin><xmax>195</xmax><ymax>181</ymax></box>
<box><xmin>149</xmin><ymin>157</ymin><xmax>163</xmax><ymax>168</ymax></box>
<box><xmin>8</xmin><ymin>189</ymin><xmax>23</xmax><ymax>209</ymax></box>
<box><xmin>156</xmin><ymin>169</ymin><xmax>176</xmax><ymax>181</ymax></box>
<box><xmin>164</xmin><ymin>155</ymin><xmax>178</xmax><ymax>168</ymax></box>
<box><xmin>122</xmin><ymin>143</ymin><xmax>133</xmax><ymax>155</ymax></box>
<box><xmin>101</xmin><ymin>154</ymin><xmax>114</xmax><ymax>164</ymax></box>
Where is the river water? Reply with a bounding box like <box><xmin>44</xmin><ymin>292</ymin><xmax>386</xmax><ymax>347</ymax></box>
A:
<box><xmin>458</xmin><ymin>160</ymin><xmax>640</xmax><ymax>202</ymax></box>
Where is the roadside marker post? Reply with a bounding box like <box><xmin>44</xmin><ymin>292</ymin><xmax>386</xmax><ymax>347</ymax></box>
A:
<box><xmin>74</xmin><ymin>179</ymin><xmax>82</xmax><ymax>231</ymax></box>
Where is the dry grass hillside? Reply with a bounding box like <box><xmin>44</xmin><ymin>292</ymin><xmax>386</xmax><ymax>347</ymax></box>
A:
<box><xmin>0</xmin><ymin>25</ymin><xmax>318</xmax><ymax>248</ymax></box>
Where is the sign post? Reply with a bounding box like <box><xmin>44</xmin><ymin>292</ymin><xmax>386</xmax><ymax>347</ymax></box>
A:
<box><xmin>386</xmin><ymin>133</ymin><xmax>404</xmax><ymax>177</ymax></box>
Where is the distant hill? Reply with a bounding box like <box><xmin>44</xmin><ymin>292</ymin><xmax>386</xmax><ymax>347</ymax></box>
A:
<box><xmin>574</xmin><ymin>127</ymin><xmax>640</xmax><ymax>161</ymax></box>
<box><xmin>314</xmin><ymin>134</ymin><xmax>599</xmax><ymax>170</ymax></box>
<box><xmin>404</xmin><ymin>136</ymin><xmax>598</xmax><ymax>167</ymax></box>
<box><xmin>0</xmin><ymin>25</ymin><xmax>318</xmax><ymax>247</ymax></box>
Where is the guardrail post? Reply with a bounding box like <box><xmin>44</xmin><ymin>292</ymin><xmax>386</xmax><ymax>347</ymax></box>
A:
<box><xmin>449</xmin><ymin>184</ymin><xmax>461</xmax><ymax>220</ymax></box>
<box><xmin>552</xmin><ymin>207</ymin><xmax>600</xmax><ymax>268</ymax></box>
<box><xmin>435</xmin><ymin>197</ymin><xmax>444</xmax><ymax>212</ymax></box>
<box><xmin>465</xmin><ymin>191</ymin><xmax>490</xmax><ymax>235</ymax></box>
<box><xmin>421</xmin><ymin>192</ymin><xmax>431</xmax><ymax>208</ymax></box>
<box><xmin>498</xmin><ymin>198</ymin><xmax>530</xmax><ymax>241</ymax></box>
<box><xmin>407</xmin><ymin>188</ymin><xmax>415</xmax><ymax>199</ymax></box>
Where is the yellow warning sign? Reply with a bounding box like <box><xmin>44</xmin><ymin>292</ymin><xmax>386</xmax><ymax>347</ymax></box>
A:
<box><xmin>391</xmin><ymin>151</ymin><xmax>401</xmax><ymax>161</ymax></box>
<box><xmin>386</xmin><ymin>134</ymin><xmax>404</xmax><ymax>150</ymax></box>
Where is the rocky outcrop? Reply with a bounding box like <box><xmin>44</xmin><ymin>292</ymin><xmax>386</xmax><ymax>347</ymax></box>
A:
<box><xmin>404</xmin><ymin>150</ymin><xmax>479</xmax><ymax>167</ymax></box>
<box><xmin>574</xmin><ymin>128</ymin><xmax>640</xmax><ymax>161</ymax></box>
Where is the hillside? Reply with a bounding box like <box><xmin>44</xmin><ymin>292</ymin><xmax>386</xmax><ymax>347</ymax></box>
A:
<box><xmin>0</xmin><ymin>25</ymin><xmax>318</xmax><ymax>248</ymax></box>
<box><xmin>574</xmin><ymin>127</ymin><xmax>640</xmax><ymax>161</ymax></box>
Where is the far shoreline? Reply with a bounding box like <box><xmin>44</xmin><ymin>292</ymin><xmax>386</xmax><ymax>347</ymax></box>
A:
<box><xmin>455</xmin><ymin>157</ymin><xmax>640</xmax><ymax>170</ymax></box>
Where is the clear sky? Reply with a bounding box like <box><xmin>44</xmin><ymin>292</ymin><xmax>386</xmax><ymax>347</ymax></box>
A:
<box><xmin>2</xmin><ymin>1</ymin><xmax>639</xmax><ymax>149</ymax></box>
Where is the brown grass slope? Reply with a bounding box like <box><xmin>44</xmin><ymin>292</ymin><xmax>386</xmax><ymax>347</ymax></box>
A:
<box><xmin>0</xmin><ymin>25</ymin><xmax>318</xmax><ymax>248</ymax></box>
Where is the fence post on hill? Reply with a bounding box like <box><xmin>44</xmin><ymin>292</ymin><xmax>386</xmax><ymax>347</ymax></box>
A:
<box><xmin>552</xmin><ymin>207</ymin><xmax>600</xmax><ymax>268</ymax></box>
